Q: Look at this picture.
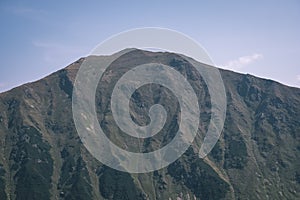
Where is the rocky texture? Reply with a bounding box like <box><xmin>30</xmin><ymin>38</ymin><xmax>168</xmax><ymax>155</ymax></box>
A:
<box><xmin>0</xmin><ymin>49</ymin><xmax>299</xmax><ymax>199</ymax></box>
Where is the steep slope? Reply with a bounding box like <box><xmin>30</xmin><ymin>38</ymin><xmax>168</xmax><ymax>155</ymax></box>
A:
<box><xmin>0</xmin><ymin>49</ymin><xmax>299</xmax><ymax>200</ymax></box>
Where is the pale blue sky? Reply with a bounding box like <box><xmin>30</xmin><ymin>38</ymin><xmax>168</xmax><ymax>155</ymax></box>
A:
<box><xmin>0</xmin><ymin>0</ymin><xmax>299</xmax><ymax>92</ymax></box>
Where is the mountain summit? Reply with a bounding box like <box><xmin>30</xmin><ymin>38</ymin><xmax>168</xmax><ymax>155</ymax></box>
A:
<box><xmin>0</xmin><ymin>49</ymin><xmax>299</xmax><ymax>200</ymax></box>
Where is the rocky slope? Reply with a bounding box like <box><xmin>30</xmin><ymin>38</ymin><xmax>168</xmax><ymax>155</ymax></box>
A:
<box><xmin>0</xmin><ymin>49</ymin><xmax>299</xmax><ymax>200</ymax></box>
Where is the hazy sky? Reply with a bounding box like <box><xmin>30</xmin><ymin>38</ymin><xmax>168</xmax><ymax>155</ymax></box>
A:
<box><xmin>0</xmin><ymin>0</ymin><xmax>299</xmax><ymax>92</ymax></box>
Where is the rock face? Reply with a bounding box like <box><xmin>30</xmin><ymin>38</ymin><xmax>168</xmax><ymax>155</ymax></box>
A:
<box><xmin>0</xmin><ymin>49</ymin><xmax>299</xmax><ymax>200</ymax></box>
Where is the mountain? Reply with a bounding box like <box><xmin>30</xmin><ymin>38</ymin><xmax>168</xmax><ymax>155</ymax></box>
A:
<box><xmin>0</xmin><ymin>49</ymin><xmax>299</xmax><ymax>200</ymax></box>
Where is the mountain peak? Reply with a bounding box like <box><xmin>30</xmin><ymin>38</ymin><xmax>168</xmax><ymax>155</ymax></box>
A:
<box><xmin>0</xmin><ymin>50</ymin><xmax>299</xmax><ymax>199</ymax></box>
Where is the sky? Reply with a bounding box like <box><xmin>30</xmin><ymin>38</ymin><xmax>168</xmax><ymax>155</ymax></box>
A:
<box><xmin>0</xmin><ymin>0</ymin><xmax>299</xmax><ymax>92</ymax></box>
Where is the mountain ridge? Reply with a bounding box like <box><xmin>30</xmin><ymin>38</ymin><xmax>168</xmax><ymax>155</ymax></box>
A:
<box><xmin>1</xmin><ymin>48</ymin><xmax>299</xmax><ymax>95</ymax></box>
<box><xmin>0</xmin><ymin>49</ymin><xmax>299</xmax><ymax>200</ymax></box>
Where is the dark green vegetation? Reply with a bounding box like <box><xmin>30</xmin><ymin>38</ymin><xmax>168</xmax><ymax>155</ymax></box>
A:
<box><xmin>11</xmin><ymin>127</ymin><xmax>53</xmax><ymax>200</ymax></box>
<box><xmin>0</xmin><ymin>164</ymin><xmax>6</xmax><ymax>200</ymax></box>
<box><xmin>168</xmin><ymin>148</ymin><xmax>230</xmax><ymax>199</ymax></box>
<box><xmin>98</xmin><ymin>167</ymin><xmax>144</xmax><ymax>200</ymax></box>
<box><xmin>0</xmin><ymin>49</ymin><xmax>299</xmax><ymax>199</ymax></box>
